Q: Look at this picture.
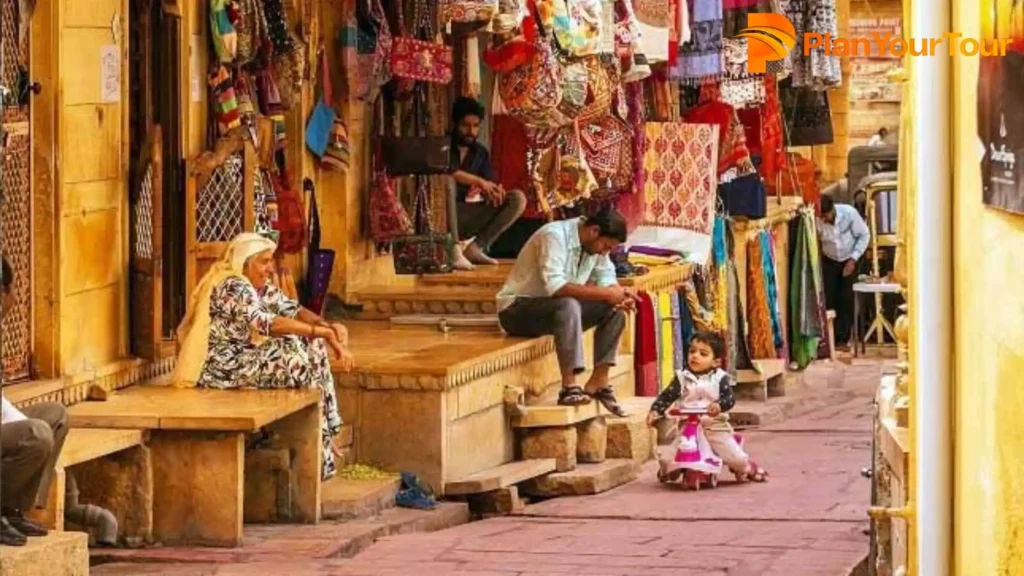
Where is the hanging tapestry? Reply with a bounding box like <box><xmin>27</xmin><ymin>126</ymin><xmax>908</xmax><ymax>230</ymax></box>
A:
<box><xmin>684</xmin><ymin>100</ymin><xmax>754</xmax><ymax>177</ymax></box>
<box><xmin>641</xmin><ymin>122</ymin><xmax>719</xmax><ymax>234</ymax></box>
<box><xmin>670</xmin><ymin>0</ymin><xmax>723</xmax><ymax>82</ymax></box>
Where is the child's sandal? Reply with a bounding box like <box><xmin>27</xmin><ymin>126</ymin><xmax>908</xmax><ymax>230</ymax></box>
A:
<box><xmin>747</xmin><ymin>462</ymin><xmax>769</xmax><ymax>483</ymax></box>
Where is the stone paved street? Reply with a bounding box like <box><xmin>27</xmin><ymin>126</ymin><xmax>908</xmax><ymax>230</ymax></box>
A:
<box><xmin>93</xmin><ymin>360</ymin><xmax>884</xmax><ymax>576</ymax></box>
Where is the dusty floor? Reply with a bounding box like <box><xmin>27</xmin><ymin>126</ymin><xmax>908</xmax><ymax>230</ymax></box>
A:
<box><xmin>93</xmin><ymin>360</ymin><xmax>884</xmax><ymax>576</ymax></box>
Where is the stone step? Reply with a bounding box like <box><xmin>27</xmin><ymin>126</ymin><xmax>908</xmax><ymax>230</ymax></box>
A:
<box><xmin>389</xmin><ymin>314</ymin><xmax>501</xmax><ymax>332</ymax></box>
<box><xmin>445</xmin><ymin>458</ymin><xmax>558</xmax><ymax>496</ymax></box>
<box><xmin>418</xmin><ymin>265</ymin><xmax>511</xmax><ymax>289</ymax></box>
<box><xmin>735</xmin><ymin>358</ymin><xmax>788</xmax><ymax>402</ymax></box>
<box><xmin>525</xmin><ymin>354</ymin><xmax>636</xmax><ymax>406</ymax></box>
<box><xmin>0</xmin><ymin>532</ymin><xmax>89</xmax><ymax>576</ymax></box>
<box><xmin>321</xmin><ymin>476</ymin><xmax>401</xmax><ymax>520</ymax></box>
<box><xmin>520</xmin><ymin>459</ymin><xmax>640</xmax><ymax>497</ymax></box>
<box><xmin>352</xmin><ymin>286</ymin><xmax>498</xmax><ymax>320</ymax></box>
<box><xmin>90</xmin><ymin>503</ymin><xmax>470</xmax><ymax>569</ymax></box>
<box><xmin>606</xmin><ymin>398</ymin><xmax>659</xmax><ymax>464</ymax></box>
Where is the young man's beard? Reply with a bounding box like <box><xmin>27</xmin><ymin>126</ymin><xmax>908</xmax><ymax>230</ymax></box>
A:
<box><xmin>457</xmin><ymin>133</ymin><xmax>476</xmax><ymax>146</ymax></box>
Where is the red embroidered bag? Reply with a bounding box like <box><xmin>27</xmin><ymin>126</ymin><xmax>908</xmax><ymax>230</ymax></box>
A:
<box><xmin>390</xmin><ymin>0</ymin><xmax>454</xmax><ymax>84</ymax></box>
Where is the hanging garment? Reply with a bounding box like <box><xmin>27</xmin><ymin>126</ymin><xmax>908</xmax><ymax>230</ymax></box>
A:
<box><xmin>633</xmin><ymin>0</ymin><xmax>671</xmax><ymax>62</ymax></box>
<box><xmin>658</xmin><ymin>291</ymin><xmax>676</xmax><ymax>390</ymax></box>
<box><xmin>760</xmin><ymin>231</ymin><xmax>784</xmax><ymax>353</ymax></box>
<box><xmin>782</xmin><ymin>0</ymin><xmax>840</xmax><ymax>89</ymax></box>
<box><xmin>671</xmin><ymin>292</ymin><xmax>686</xmax><ymax>371</ymax></box>
<box><xmin>640</xmin><ymin>122</ymin><xmax>719</xmax><ymax>234</ymax></box>
<box><xmin>779</xmin><ymin>77</ymin><xmax>835</xmax><ymax>147</ymax></box>
<box><xmin>720</xmin><ymin>38</ymin><xmax>766</xmax><ymax>109</ymax></box>
<box><xmin>653</xmin><ymin>293</ymin><xmax>665</xmax><ymax>389</ymax></box>
<box><xmin>678</xmin><ymin>285</ymin><xmax>695</xmax><ymax>353</ymax></box>
<box><xmin>635</xmin><ymin>291</ymin><xmax>660</xmax><ymax>396</ymax></box>
<box><xmin>684</xmin><ymin>100</ymin><xmax>755</xmax><ymax>177</ymax></box>
<box><xmin>670</xmin><ymin>0</ymin><xmax>723</xmax><ymax>82</ymax></box>
<box><xmin>746</xmin><ymin>235</ymin><xmax>776</xmax><ymax>359</ymax></box>
<box><xmin>667</xmin><ymin>0</ymin><xmax>692</xmax><ymax>67</ymax></box>
<box><xmin>758</xmin><ymin>75</ymin><xmax>785</xmax><ymax>180</ymax></box>
<box><xmin>788</xmin><ymin>211</ymin><xmax>825</xmax><ymax>368</ymax></box>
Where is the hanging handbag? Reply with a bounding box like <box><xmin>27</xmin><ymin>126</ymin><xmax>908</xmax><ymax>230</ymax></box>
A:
<box><xmin>381</xmin><ymin>82</ymin><xmax>453</xmax><ymax>176</ymax></box>
<box><xmin>440</xmin><ymin>0</ymin><xmax>499</xmax><ymax>24</ymax></box>
<box><xmin>369</xmin><ymin>99</ymin><xmax>415</xmax><ymax>242</ymax></box>
<box><xmin>390</xmin><ymin>0</ymin><xmax>454</xmax><ymax>84</ymax></box>
<box><xmin>272</xmin><ymin>171</ymin><xmax>308</xmax><ymax>255</ymax></box>
<box><xmin>303</xmin><ymin>178</ymin><xmax>336</xmax><ymax>315</ymax></box>
<box><xmin>499</xmin><ymin>38</ymin><xmax>567</xmax><ymax>128</ymax></box>
<box><xmin>305</xmin><ymin>49</ymin><xmax>337</xmax><ymax>158</ymax></box>
<box><xmin>580</xmin><ymin>113</ymin><xmax>633</xmax><ymax>193</ymax></box>
<box><xmin>391</xmin><ymin>86</ymin><xmax>457</xmax><ymax>274</ymax></box>
<box><xmin>484</xmin><ymin>7</ymin><xmax>539</xmax><ymax>72</ymax></box>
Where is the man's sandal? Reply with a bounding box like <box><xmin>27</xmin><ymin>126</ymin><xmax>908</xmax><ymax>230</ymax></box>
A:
<box><xmin>591</xmin><ymin>387</ymin><xmax>627</xmax><ymax>417</ymax></box>
<box><xmin>558</xmin><ymin>386</ymin><xmax>592</xmax><ymax>406</ymax></box>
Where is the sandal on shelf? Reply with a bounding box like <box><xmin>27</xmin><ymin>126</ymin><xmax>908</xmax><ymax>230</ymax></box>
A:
<box><xmin>558</xmin><ymin>386</ymin><xmax>592</xmax><ymax>406</ymax></box>
<box><xmin>590</xmin><ymin>387</ymin><xmax>627</xmax><ymax>417</ymax></box>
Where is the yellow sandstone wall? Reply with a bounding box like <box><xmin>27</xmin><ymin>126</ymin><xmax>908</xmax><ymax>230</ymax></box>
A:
<box><xmin>951</xmin><ymin>1</ymin><xmax>1024</xmax><ymax>574</ymax></box>
<box><xmin>56</xmin><ymin>0</ymin><xmax>132</xmax><ymax>376</ymax></box>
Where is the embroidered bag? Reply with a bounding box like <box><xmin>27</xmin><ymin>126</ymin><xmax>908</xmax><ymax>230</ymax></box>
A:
<box><xmin>442</xmin><ymin>0</ymin><xmax>500</xmax><ymax>26</ymax></box>
<box><xmin>305</xmin><ymin>49</ymin><xmax>337</xmax><ymax>158</ymax></box>
<box><xmin>580</xmin><ymin>114</ymin><xmax>633</xmax><ymax>192</ymax></box>
<box><xmin>234</xmin><ymin>0</ymin><xmax>269</xmax><ymax>65</ymax></box>
<box><xmin>369</xmin><ymin>100</ymin><xmax>415</xmax><ymax>242</ymax></box>
<box><xmin>391</xmin><ymin>0</ymin><xmax>454</xmax><ymax>84</ymax></box>
<box><xmin>483</xmin><ymin>7</ymin><xmax>540</xmax><ymax>72</ymax></box>
<box><xmin>499</xmin><ymin>38</ymin><xmax>566</xmax><ymax>128</ymax></box>
<box><xmin>272</xmin><ymin>171</ymin><xmax>308</xmax><ymax>255</ymax></box>
<box><xmin>577</xmin><ymin>54</ymin><xmax>613</xmax><ymax>123</ymax></box>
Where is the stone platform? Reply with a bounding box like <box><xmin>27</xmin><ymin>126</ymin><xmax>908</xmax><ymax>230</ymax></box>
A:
<box><xmin>0</xmin><ymin>532</ymin><xmax>89</xmax><ymax>576</ymax></box>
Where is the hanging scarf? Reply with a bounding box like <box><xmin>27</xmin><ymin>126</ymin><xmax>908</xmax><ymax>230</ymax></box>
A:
<box><xmin>722</xmin><ymin>0</ymin><xmax>774</xmax><ymax>38</ymax></box>
<box><xmin>746</xmin><ymin>235</ymin><xmax>776</xmax><ymax>359</ymax></box>
<box><xmin>760</xmin><ymin>231</ymin><xmax>784</xmax><ymax>353</ymax></box>
<box><xmin>670</xmin><ymin>0</ymin><xmax>723</xmax><ymax>82</ymax></box>
<box><xmin>789</xmin><ymin>211</ymin><xmax>824</xmax><ymax>368</ymax></box>
<box><xmin>783</xmin><ymin>0</ymin><xmax>840</xmax><ymax>89</ymax></box>
<box><xmin>635</xmin><ymin>291</ymin><xmax>660</xmax><ymax>395</ymax></box>
<box><xmin>670</xmin><ymin>292</ymin><xmax>685</xmax><ymax>371</ymax></box>
<box><xmin>658</xmin><ymin>291</ymin><xmax>677</xmax><ymax>389</ymax></box>
<box><xmin>720</xmin><ymin>38</ymin><xmax>766</xmax><ymax>109</ymax></box>
<box><xmin>684</xmin><ymin>100</ymin><xmax>754</xmax><ymax>177</ymax></box>
<box><xmin>170</xmin><ymin>233</ymin><xmax>278</xmax><ymax>387</ymax></box>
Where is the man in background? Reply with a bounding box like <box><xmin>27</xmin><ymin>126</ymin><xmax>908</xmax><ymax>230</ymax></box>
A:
<box><xmin>1</xmin><ymin>258</ymin><xmax>69</xmax><ymax>546</ymax></box>
<box><xmin>817</xmin><ymin>195</ymin><xmax>871</xmax><ymax>351</ymax></box>
<box><xmin>448</xmin><ymin>96</ymin><xmax>526</xmax><ymax>269</ymax></box>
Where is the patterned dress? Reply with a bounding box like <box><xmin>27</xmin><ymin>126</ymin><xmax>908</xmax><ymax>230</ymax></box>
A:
<box><xmin>197</xmin><ymin>277</ymin><xmax>343</xmax><ymax>480</ymax></box>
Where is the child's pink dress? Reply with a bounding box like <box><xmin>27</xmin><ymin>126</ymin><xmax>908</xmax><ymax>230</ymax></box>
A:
<box><xmin>661</xmin><ymin>400</ymin><xmax>723</xmax><ymax>477</ymax></box>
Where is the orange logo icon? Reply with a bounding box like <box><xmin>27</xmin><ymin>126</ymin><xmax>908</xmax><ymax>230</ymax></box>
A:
<box><xmin>738</xmin><ymin>13</ymin><xmax>797</xmax><ymax>73</ymax></box>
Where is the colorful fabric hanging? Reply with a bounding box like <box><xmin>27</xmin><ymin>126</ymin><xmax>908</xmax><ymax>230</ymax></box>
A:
<box><xmin>671</xmin><ymin>292</ymin><xmax>685</xmax><ymax>371</ymax></box>
<box><xmin>788</xmin><ymin>210</ymin><xmax>825</xmax><ymax>368</ymax></box>
<box><xmin>720</xmin><ymin>38</ymin><xmax>766</xmax><ymax>109</ymax></box>
<box><xmin>658</xmin><ymin>291</ymin><xmax>676</xmax><ymax>390</ymax></box>
<box><xmin>640</xmin><ymin>122</ymin><xmax>719</xmax><ymax>234</ymax></box>
<box><xmin>746</xmin><ymin>235</ymin><xmax>776</xmax><ymax>359</ymax></box>
<box><xmin>684</xmin><ymin>100</ymin><xmax>754</xmax><ymax>178</ymax></box>
<box><xmin>779</xmin><ymin>77</ymin><xmax>835</xmax><ymax>147</ymax></box>
<box><xmin>670</xmin><ymin>0</ymin><xmax>723</xmax><ymax>81</ymax></box>
<box><xmin>782</xmin><ymin>0</ymin><xmax>841</xmax><ymax>89</ymax></box>
<box><xmin>722</xmin><ymin>0</ymin><xmax>774</xmax><ymax>38</ymax></box>
<box><xmin>760</xmin><ymin>231</ymin><xmax>784</xmax><ymax>352</ymax></box>
<box><xmin>635</xmin><ymin>291</ymin><xmax>660</xmax><ymax>396</ymax></box>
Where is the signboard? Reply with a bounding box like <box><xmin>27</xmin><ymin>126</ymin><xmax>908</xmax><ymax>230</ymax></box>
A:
<box><xmin>849</xmin><ymin>18</ymin><xmax>903</xmax><ymax>104</ymax></box>
<box><xmin>979</xmin><ymin>0</ymin><xmax>1024</xmax><ymax>214</ymax></box>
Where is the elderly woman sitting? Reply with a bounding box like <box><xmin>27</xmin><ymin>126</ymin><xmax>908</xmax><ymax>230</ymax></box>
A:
<box><xmin>173</xmin><ymin>232</ymin><xmax>353</xmax><ymax>480</ymax></box>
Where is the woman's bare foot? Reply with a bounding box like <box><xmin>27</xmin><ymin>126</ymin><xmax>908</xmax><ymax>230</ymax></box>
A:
<box><xmin>464</xmin><ymin>242</ymin><xmax>499</xmax><ymax>265</ymax></box>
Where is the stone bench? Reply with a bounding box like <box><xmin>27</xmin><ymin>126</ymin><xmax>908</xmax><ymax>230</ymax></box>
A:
<box><xmin>67</xmin><ymin>386</ymin><xmax>322</xmax><ymax>547</ymax></box>
<box><xmin>27</xmin><ymin>428</ymin><xmax>151</xmax><ymax>544</ymax></box>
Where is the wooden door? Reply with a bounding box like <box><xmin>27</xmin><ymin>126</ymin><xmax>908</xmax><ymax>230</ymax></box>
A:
<box><xmin>184</xmin><ymin>129</ymin><xmax>256</xmax><ymax>298</ymax></box>
<box><xmin>129</xmin><ymin>126</ymin><xmax>164</xmax><ymax>359</ymax></box>
<box><xmin>1</xmin><ymin>0</ymin><xmax>33</xmax><ymax>381</ymax></box>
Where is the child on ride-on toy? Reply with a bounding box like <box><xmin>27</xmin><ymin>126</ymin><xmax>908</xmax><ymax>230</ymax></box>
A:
<box><xmin>646</xmin><ymin>331</ymin><xmax>769</xmax><ymax>488</ymax></box>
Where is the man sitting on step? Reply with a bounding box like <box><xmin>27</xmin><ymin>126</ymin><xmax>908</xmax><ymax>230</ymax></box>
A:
<box><xmin>447</xmin><ymin>96</ymin><xmax>527</xmax><ymax>270</ymax></box>
<box><xmin>0</xmin><ymin>258</ymin><xmax>70</xmax><ymax>546</ymax></box>
<box><xmin>496</xmin><ymin>207</ymin><xmax>637</xmax><ymax>416</ymax></box>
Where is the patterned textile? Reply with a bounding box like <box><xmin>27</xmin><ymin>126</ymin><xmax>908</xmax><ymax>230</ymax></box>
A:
<box><xmin>641</xmin><ymin>122</ymin><xmax>720</xmax><ymax>234</ymax></box>
<box><xmin>759</xmin><ymin>75</ymin><xmax>784</xmax><ymax>179</ymax></box>
<box><xmin>537</xmin><ymin>0</ymin><xmax>603</xmax><ymax>57</ymax></box>
<box><xmin>722</xmin><ymin>0</ymin><xmax>774</xmax><ymax>38</ymax></box>
<box><xmin>745</xmin><ymin>236</ymin><xmax>776</xmax><ymax>359</ymax></box>
<box><xmin>635</xmin><ymin>291</ymin><xmax>660</xmax><ymax>396</ymax></box>
<box><xmin>532</xmin><ymin>125</ymin><xmax>599</xmax><ymax>212</ymax></box>
<box><xmin>670</xmin><ymin>0</ymin><xmax>723</xmax><ymax>82</ymax></box>
<box><xmin>492</xmin><ymin>114</ymin><xmax>545</xmax><ymax>217</ymax></box>
<box><xmin>782</xmin><ymin>0</ymin><xmax>840</xmax><ymax>89</ymax></box>
<box><xmin>198</xmin><ymin>278</ymin><xmax>343</xmax><ymax>480</ymax></box>
<box><xmin>684</xmin><ymin>100</ymin><xmax>754</xmax><ymax>177</ymax></box>
<box><xmin>580</xmin><ymin>114</ymin><xmax>635</xmax><ymax>195</ymax></box>
<box><xmin>659</xmin><ymin>291</ymin><xmax>677</xmax><ymax>391</ymax></box>
<box><xmin>653</xmin><ymin>293</ymin><xmax>665</xmax><ymax>389</ymax></box>
<box><xmin>721</xmin><ymin>38</ymin><xmax>766</xmax><ymax>109</ymax></box>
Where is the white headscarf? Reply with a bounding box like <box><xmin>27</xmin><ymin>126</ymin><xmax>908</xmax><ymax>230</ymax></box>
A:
<box><xmin>170</xmin><ymin>232</ymin><xmax>277</xmax><ymax>387</ymax></box>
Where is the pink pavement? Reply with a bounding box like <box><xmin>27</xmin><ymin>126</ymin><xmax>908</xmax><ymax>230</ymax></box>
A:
<box><xmin>93</xmin><ymin>360</ymin><xmax>886</xmax><ymax>576</ymax></box>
